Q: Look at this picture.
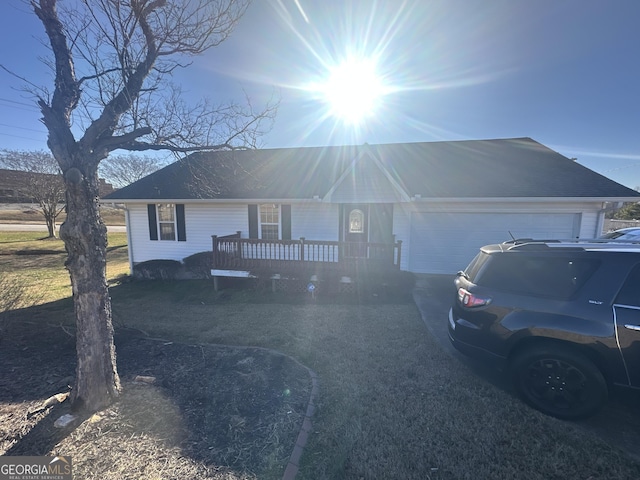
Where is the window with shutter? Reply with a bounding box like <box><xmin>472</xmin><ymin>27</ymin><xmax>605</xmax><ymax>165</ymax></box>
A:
<box><xmin>148</xmin><ymin>203</ymin><xmax>186</xmax><ymax>241</ymax></box>
<box><xmin>249</xmin><ymin>204</ymin><xmax>291</xmax><ymax>240</ymax></box>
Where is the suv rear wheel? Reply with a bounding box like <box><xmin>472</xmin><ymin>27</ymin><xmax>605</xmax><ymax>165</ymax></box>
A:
<box><xmin>511</xmin><ymin>345</ymin><xmax>608</xmax><ymax>419</ymax></box>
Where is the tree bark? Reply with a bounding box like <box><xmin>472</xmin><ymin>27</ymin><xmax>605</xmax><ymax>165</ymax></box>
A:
<box><xmin>46</xmin><ymin>217</ymin><xmax>56</xmax><ymax>238</ymax></box>
<box><xmin>59</xmin><ymin>165</ymin><xmax>120</xmax><ymax>412</ymax></box>
<box><xmin>30</xmin><ymin>0</ymin><xmax>272</xmax><ymax>414</ymax></box>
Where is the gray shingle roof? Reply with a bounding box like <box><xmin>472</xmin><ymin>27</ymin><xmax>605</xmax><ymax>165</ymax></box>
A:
<box><xmin>105</xmin><ymin>138</ymin><xmax>640</xmax><ymax>201</ymax></box>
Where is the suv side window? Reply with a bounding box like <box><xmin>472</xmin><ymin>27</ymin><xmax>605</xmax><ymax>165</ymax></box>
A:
<box><xmin>477</xmin><ymin>255</ymin><xmax>600</xmax><ymax>299</ymax></box>
<box><xmin>615</xmin><ymin>264</ymin><xmax>640</xmax><ymax>307</ymax></box>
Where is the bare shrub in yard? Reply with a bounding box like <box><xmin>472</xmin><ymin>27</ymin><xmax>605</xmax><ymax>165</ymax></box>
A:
<box><xmin>0</xmin><ymin>273</ymin><xmax>41</xmax><ymax>337</ymax></box>
<box><xmin>0</xmin><ymin>272</ymin><xmax>38</xmax><ymax>313</ymax></box>
<box><xmin>183</xmin><ymin>251</ymin><xmax>214</xmax><ymax>279</ymax></box>
<box><xmin>132</xmin><ymin>259</ymin><xmax>185</xmax><ymax>280</ymax></box>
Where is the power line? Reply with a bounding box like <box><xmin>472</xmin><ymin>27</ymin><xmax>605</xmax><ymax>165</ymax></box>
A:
<box><xmin>0</xmin><ymin>97</ymin><xmax>39</xmax><ymax>110</ymax></box>
<box><xmin>0</xmin><ymin>122</ymin><xmax>46</xmax><ymax>134</ymax></box>
<box><xmin>0</xmin><ymin>131</ymin><xmax>46</xmax><ymax>142</ymax></box>
<box><xmin>602</xmin><ymin>163</ymin><xmax>640</xmax><ymax>173</ymax></box>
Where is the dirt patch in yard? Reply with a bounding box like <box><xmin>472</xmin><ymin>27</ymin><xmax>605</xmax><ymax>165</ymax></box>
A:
<box><xmin>0</xmin><ymin>319</ymin><xmax>312</xmax><ymax>479</ymax></box>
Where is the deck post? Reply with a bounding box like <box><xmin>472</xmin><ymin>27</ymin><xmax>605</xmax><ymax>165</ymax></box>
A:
<box><xmin>396</xmin><ymin>240</ymin><xmax>403</xmax><ymax>269</ymax></box>
<box><xmin>212</xmin><ymin>235</ymin><xmax>218</xmax><ymax>270</ymax></box>
<box><xmin>300</xmin><ymin>237</ymin><xmax>305</xmax><ymax>262</ymax></box>
<box><xmin>212</xmin><ymin>236</ymin><xmax>219</xmax><ymax>291</ymax></box>
<box><xmin>235</xmin><ymin>231</ymin><xmax>241</xmax><ymax>256</ymax></box>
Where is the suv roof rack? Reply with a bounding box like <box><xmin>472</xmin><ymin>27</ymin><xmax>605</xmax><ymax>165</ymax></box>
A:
<box><xmin>503</xmin><ymin>238</ymin><xmax>561</xmax><ymax>245</ymax></box>
<box><xmin>501</xmin><ymin>238</ymin><xmax>640</xmax><ymax>252</ymax></box>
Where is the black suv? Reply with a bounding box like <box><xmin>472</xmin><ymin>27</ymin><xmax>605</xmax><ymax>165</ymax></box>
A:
<box><xmin>448</xmin><ymin>240</ymin><xmax>640</xmax><ymax>419</ymax></box>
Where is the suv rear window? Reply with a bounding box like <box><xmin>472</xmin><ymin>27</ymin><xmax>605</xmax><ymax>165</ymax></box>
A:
<box><xmin>475</xmin><ymin>254</ymin><xmax>600</xmax><ymax>299</ymax></box>
<box><xmin>464</xmin><ymin>252</ymin><xmax>490</xmax><ymax>282</ymax></box>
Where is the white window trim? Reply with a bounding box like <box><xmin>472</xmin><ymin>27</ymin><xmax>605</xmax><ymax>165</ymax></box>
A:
<box><xmin>349</xmin><ymin>208</ymin><xmax>365</xmax><ymax>234</ymax></box>
<box><xmin>258</xmin><ymin>204</ymin><xmax>281</xmax><ymax>240</ymax></box>
<box><xmin>157</xmin><ymin>203</ymin><xmax>177</xmax><ymax>241</ymax></box>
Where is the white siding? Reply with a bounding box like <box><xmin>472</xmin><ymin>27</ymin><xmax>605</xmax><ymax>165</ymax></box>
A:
<box><xmin>291</xmin><ymin>203</ymin><xmax>339</xmax><ymax>240</ymax></box>
<box><xmin>125</xmin><ymin>199</ymin><xmax>610</xmax><ymax>274</ymax></box>
<box><xmin>127</xmin><ymin>203</ymin><xmax>248</xmax><ymax>264</ymax></box>
<box><xmin>127</xmin><ymin>202</ymin><xmax>341</xmax><ymax>265</ymax></box>
<box><xmin>578</xmin><ymin>211</ymin><xmax>601</xmax><ymax>238</ymax></box>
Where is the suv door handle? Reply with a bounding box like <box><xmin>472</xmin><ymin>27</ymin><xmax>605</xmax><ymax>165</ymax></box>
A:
<box><xmin>624</xmin><ymin>324</ymin><xmax>640</xmax><ymax>332</ymax></box>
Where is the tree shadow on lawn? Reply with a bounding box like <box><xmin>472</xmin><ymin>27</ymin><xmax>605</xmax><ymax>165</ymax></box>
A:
<box><xmin>0</xmin><ymin>301</ymin><xmax>313</xmax><ymax>478</ymax></box>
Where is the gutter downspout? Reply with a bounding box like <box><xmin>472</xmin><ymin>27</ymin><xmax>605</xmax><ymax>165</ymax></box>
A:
<box><xmin>124</xmin><ymin>206</ymin><xmax>134</xmax><ymax>274</ymax></box>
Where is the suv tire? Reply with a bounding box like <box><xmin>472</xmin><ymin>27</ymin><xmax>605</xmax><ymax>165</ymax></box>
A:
<box><xmin>511</xmin><ymin>345</ymin><xmax>608</xmax><ymax>419</ymax></box>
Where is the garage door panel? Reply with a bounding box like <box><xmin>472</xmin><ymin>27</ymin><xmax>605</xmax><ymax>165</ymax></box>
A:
<box><xmin>409</xmin><ymin>213</ymin><xmax>578</xmax><ymax>274</ymax></box>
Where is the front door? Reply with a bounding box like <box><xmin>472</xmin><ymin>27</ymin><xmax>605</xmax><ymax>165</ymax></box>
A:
<box><xmin>343</xmin><ymin>204</ymin><xmax>368</xmax><ymax>257</ymax></box>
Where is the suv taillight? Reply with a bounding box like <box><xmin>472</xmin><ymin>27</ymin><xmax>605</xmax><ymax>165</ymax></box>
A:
<box><xmin>457</xmin><ymin>287</ymin><xmax>491</xmax><ymax>307</ymax></box>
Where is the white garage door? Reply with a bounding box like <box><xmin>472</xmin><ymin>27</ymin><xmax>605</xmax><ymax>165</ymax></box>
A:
<box><xmin>409</xmin><ymin>212</ymin><xmax>580</xmax><ymax>274</ymax></box>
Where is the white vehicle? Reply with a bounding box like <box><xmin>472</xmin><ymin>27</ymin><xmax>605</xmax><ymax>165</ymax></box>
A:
<box><xmin>600</xmin><ymin>227</ymin><xmax>640</xmax><ymax>241</ymax></box>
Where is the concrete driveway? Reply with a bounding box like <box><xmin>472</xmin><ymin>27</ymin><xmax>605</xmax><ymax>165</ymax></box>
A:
<box><xmin>412</xmin><ymin>273</ymin><xmax>640</xmax><ymax>462</ymax></box>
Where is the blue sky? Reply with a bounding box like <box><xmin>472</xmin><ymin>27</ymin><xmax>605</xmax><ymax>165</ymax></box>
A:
<box><xmin>1</xmin><ymin>0</ymin><xmax>640</xmax><ymax>190</ymax></box>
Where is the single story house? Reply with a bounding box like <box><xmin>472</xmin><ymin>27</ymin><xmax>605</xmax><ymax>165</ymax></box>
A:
<box><xmin>105</xmin><ymin>137</ymin><xmax>640</xmax><ymax>279</ymax></box>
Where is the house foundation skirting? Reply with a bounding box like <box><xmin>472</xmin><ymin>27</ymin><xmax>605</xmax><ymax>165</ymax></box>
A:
<box><xmin>210</xmin><ymin>269</ymin><xmax>356</xmax><ymax>293</ymax></box>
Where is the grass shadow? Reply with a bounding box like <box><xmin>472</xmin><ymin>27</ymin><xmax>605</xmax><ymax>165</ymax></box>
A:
<box><xmin>0</xmin><ymin>236</ymin><xmax>54</xmax><ymax>244</ymax></box>
<box><xmin>15</xmin><ymin>249</ymin><xmax>65</xmax><ymax>255</ymax></box>
<box><xmin>4</xmin><ymin>403</ymin><xmax>90</xmax><ymax>457</ymax></box>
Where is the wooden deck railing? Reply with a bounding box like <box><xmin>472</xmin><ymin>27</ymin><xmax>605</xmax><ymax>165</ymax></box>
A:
<box><xmin>212</xmin><ymin>234</ymin><xmax>402</xmax><ymax>276</ymax></box>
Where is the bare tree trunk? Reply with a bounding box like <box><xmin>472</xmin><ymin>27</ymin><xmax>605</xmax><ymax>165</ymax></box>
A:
<box><xmin>46</xmin><ymin>217</ymin><xmax>56</xmax><ymax>238</ymax></box>
<box><xmin>30</xmin><ymin>0</ymin><xmax>272</xmax><ymax>414</ymax></box>
<box><xmin>60</xmin><ymin>166</ymin><xmax>120</xmax><ymax>412</ymax></box>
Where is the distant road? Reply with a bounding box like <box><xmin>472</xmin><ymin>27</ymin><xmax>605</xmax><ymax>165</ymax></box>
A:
<box><xmin>0</xmin><ymin>223</ymin><xmax>126</xmax><ymax>233</ymax></box>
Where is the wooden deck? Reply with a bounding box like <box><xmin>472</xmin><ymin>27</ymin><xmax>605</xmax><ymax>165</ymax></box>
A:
<box><xmin>211</xmin><ymin>232</ymin><xmax>402</xmax><ymax>284</ymax></box>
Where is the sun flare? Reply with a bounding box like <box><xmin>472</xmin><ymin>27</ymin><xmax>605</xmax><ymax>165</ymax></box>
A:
<box><xmin>320</xmin><ymin>57</ymin><xmax>384</xmax><ymax>124</ymax></box>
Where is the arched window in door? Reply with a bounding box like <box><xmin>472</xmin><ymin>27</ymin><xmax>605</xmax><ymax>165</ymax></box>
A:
<box><xmin>349</xmin><ymin>209</ymin><xmax>365</xmax><ymax>233</ymax></box>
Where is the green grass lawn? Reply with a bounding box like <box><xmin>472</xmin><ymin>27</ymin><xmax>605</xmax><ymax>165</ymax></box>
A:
<box><xmin>1</xmin><ymin>234</ymin><xmax>639</xmax><ymax>479</ymax></box>
<box><xmin>0</xmin><ymin>205</ymin><xmax>125</xmax><ymax>225</ymax></box>
<box><xmin>0</xmin><ymin>231</ymin><xmax>128</xmax><ymax>305</ymax></box>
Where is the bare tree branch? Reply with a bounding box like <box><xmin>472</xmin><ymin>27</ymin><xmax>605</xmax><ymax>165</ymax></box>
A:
<box><xmin>0</xmin><ymin>64</ymin><xmax>47</xmax><ymax>94</ymax></box>
<box><xmin>0</xmin><ymin>149</ymin><xmax>66</xmax><ymax>237</ymax></box>
<box><xmin>32</xmin><ymin>0</ymin><xmax>81</xmax><ymax>170</ymax></box>
<box><xmin>100</xmin><ymin>153</ymin><xmax>167</xmax><ymax>188</ymax></box>
<box><xmin>24</xmin><ymin>0</ymin><xmax>276</xmax><ymax>412</ymax></box>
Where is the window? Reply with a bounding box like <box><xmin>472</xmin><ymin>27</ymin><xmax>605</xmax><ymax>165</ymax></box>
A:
<box><xmin>147</xmin><ymin>203</ymin><xmax>185</xmax><ymax>241</ymax></box>
<box><xmin>259</xmin><ymin>204</ymin><xmax>280</xmax><ymax>240</ymax></box>
<box><xmin>616</xmin><ymin>264</ymin><xmax>640</xmax><ymax>307</ymax></box>
<box><xmin>349</xmin><ymin>209</ymin><xmax>364</xmax><ymax>233</ymax></box>
<box><xmin>477</xmin><ymin>255</ymin><xmax>600</xmax><ymax>300</ymax></box>
<box><xmin>157</xmin><ymin>203</ymin><xmax>176</xmax><ymax>241</ymax></box>
<box><xmin>248</xmin><ymin>204</ymin><xmax>290</xmax><ymax>240</ymax></box>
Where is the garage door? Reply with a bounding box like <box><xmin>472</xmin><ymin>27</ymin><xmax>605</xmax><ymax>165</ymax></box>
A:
<box><xmin>409</xmin><ymin>212</ymin><xmax>580</xmax><ymax>274</ymax></box>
